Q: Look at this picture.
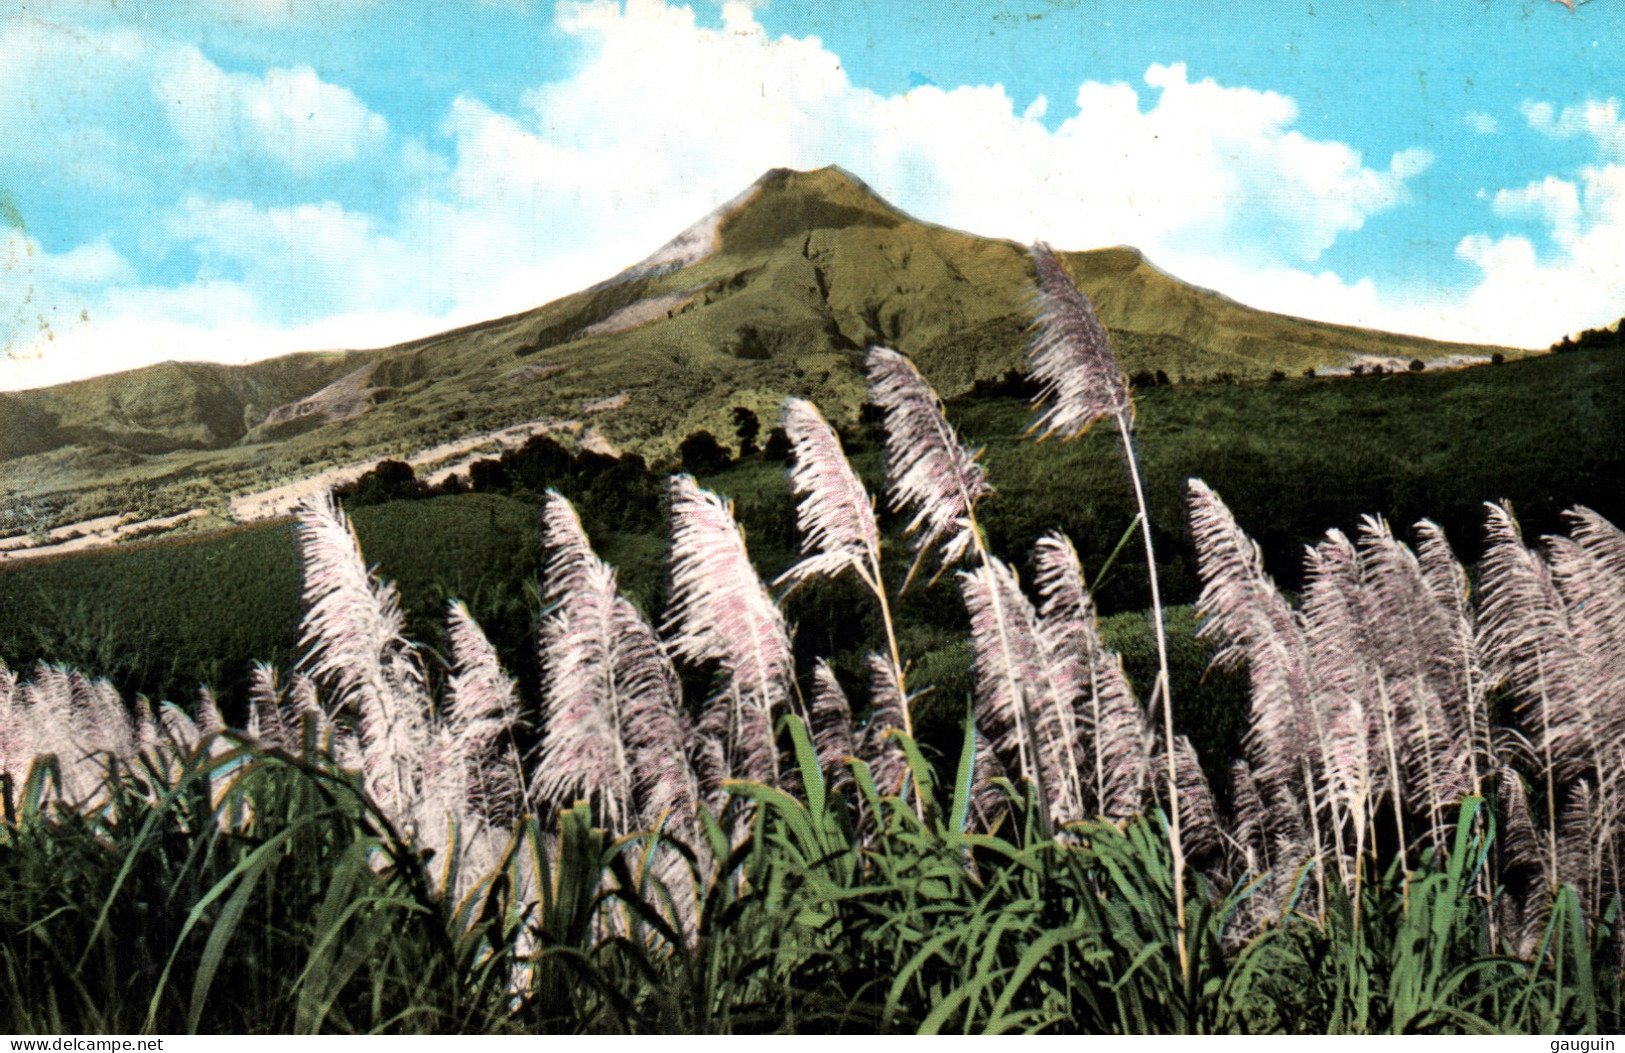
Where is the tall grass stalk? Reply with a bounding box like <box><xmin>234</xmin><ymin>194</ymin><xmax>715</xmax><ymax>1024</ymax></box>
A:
<box><xmin>1025</xmin><ymin>242</ymin><xmax>1187</xmax><ymax>980</ymax></box>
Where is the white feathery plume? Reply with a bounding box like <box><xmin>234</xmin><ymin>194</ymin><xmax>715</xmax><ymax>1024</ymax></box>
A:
<box><xmin>285</xmin><ymin>673</ymin><xmax>332</xmax><ymax>753</ymax></box>
<box><xmin>1188</xmin><ymin>480</ymin><xmax>1316</xmax><ymax>798</ymax></box>
<box><xmin>959</xmin><ymin>556</ymin><xmax>1071</xmax><ymax>821</ymax></box>
<box><xmin>1479</xmin><ymin>503</ymin><xmax>1595</xmax><ymax>781</ymax></box>
<box><xmin>859</xmin><ymin>653</ymin><xmax>910</xmax><ymax>797</ymax></box>
<box><xmin>865</xmin><ymin>346</ymin><xmax>992</xmax><ymax>585</ymax></box>
<box><xmin>690</xmin><ymin>703</ymin><xmax>734</xmax><ymax>815</ymax></box>
<box><xmin>1357</xmin><ymin>517</ymin><xmax>1474</xmax><ymax>849</ymax></box>
<box><xmin>0</xmin><ymin>660</ymin><xmax>18</xmax><ymax>782</ymax></box>
<box><xmin>1032</xmin><ymin>531</ymin><xmax>1147</xmax><ymax>820</ymax></box>
<box><xmin>1557</xmin><ymin>780</ymin><xmax>1598</xmax><ymax>907</ymax></box>
<box><xmin>195</xmin><ymin>686</ymin><xmax>224</xmax><ymax>735</ymax></box>
<box><xmin>779</xmin><ymin>397</ymin><xmax>884</xmax><ymax>589</ymax></box>
<box><xmin>664</xmin><ymin>475</ymin><xmax>793</xmax><ymax>787</ymax></box>
<box><xmin>443</xmin><ymin>601</ymin><xmax>524</xmax><ymax>828</ymax></box>
<box><xmin>1028</xmin><ymin>242</ymin><xmax>1184</xmax><ymax>970</ymax></box>
<box><xmin>1090</xmin><ymin>653</ymin><xmax>1154</xmax><ymax>821</ymax></box>
<box><xmin>810</xmin><ymin>660</ymin><xmax>856</xmax><ymax>782</ymax></box>
<box><xmin>84</xmin><ymin>677</ymin><xmax>133</xmax><ymax>762</ymax></box>
<box><xmin>445</xmin><ymin>602</ymin><xmax>520</xmax><ymax>757</ymax></box>
<box><xmin>1545</xmin><ymin>509</ymin><xmax>1625</xmax><ymax>761</ymax></box>
<box><xmin>1414</xmin><ymin>520</ymin><xmax>1491</xmax><ymax>790</ymax></box>
<box><xmin>1497</xmin><ymin>765</ymin><xmax>1543</xmax><ymax>873</ymax></box>
<box><xmin>247</xmin><ymin>662</ymin><xmax>295</xmax><ymax>752</ymax></box>
<box><xmin>1298</xmin><ymin>533</ymin><xmax>1375</xmax><ymax>838</ymax></box>
<box><xmin>1545</xmin><ymin>508</ymin><xmax>1625</xmax><ymax>908</ymax></box>
<box><xmin>968</xmin><ymin>730</ymin><xmax>1013</xmax><ymax>834</ymax></box>
<box><xmin>158</xmin><ymin>701</ymin><xmax>201</xmax><ymax>754</ymax></box>
<box><xmin>1170</xmin><ymin>735</ymin><xmax>1221</xmax><ymax>861</ymax></box>
<box><xmin>295</xmin><ymin>490</ymin><xmax>431</xmax><ymax>822</ymax></box>
<box><xmin>538</xmin><ymin>492</ymin><xmax>699</xmax><ymax>832</ymax></box>
<box><xmin>132</xmin><ymin>696</ymin><xmax>158</xmax><ymax>755</ymax></box>
<box><xmin>21</xmin><ymin>666</ymin><xmax>88</xmax><ymax>799</ymax></box>
<box><xmin>1230</xmin><ymin>761</ymin><xmax>1270</xmax><ymax>871</ymax></box>
<box><xmin>536</xmin><ymin>508</ymin><xmax>642</xmax><ymax>827</ymax></box>
<box><xmin>1031</xmin><ymin>533</ymin><xmax>1091</xmax><ymax>788</ymax></box>
<box><xmin>1025</xmin><ymin>242</ymin><xmax>1131</xmax><ymax>440</ymax></box>
<box><xmin>779</xmin><ymin>396</ymin><xmax>916</xmax><ymax>742</ymax></box>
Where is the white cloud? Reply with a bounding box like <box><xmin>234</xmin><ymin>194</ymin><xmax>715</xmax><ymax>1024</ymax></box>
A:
<box><xmin>1466</xmin><ymin>111</ymin><xmax>1499</xmax><ymax>135</ymax></box>
<box><xmin>1456</xmin><ymin>158</ymin><xmax>1625</xmax><ymax>346</ymax></box>
<box><xmin>1492</xmin><ymin>175</ymin><xmax>1583</xmax><ymax>243</ymax></box>
<box><xmin>1522</xmin><ymin>97</ymin><xmax>1625</xmax><ymax>160</ymax></box>
<box><xmin>0</xmin><ymin>0</ymin><xmax>1482</xmax><ymax>388</ymax></box>
<box><xmin>156</xmin><ymin>55</ymin><xmax>388</xmax><ymax>176</ymax></box>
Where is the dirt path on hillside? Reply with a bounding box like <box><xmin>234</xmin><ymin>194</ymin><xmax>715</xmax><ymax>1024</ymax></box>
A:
<box><xmin>0</xmin><ymin>416</ymin><xmax>579</xmax><ymax>564</ymax></box>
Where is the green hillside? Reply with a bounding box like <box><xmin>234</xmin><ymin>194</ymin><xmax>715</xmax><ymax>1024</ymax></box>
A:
<box><xmin>2</xmin><ymin>347</ymin><xmax>1613</xmax><ymax>754</ymax></box>
<box><xmin>0</xmin><ymin>166</ymin><xmax>1519</xmax><ymax>537</ymax></box>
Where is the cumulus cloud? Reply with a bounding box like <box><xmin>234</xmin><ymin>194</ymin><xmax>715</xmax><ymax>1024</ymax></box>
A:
<box><xmin>1522</xmin><ymin>97</ymin><xmax>1625</xmax><ymax>159</ymax></box>
<box><xmin>157</xmin><ymin>57</ymin><xmax>388</xmax><ymax>176</ymax></box>
<box><xmin>1456</xmin><ymin>158</ymin><xmax>1625</xmax><ymax>346</ymax></box>
<box><xmin>0</xmin><ymin>0</ymin><xmax>1489</xmax><ymax>388</ymax></box>
<box><xmin>1466</xmin><ymin>111</ymin><xmax>1499</xmax><ymax>135</ymax></box>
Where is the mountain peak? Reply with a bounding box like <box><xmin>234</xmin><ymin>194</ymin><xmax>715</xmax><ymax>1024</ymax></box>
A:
<box><xmin>716</xmin><ymin>166</ymin><xmax>911</xmax><ymax>254</ymax></box>
<box><xmin>599</xmin><ymin>165</ymin><xmax>911</xmax><ymax>288</ymax></box>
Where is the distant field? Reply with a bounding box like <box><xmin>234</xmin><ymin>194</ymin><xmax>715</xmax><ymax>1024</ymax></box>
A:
<box><xmin>1</xmin><ymin>348</ymin><xmax>1617</xmax><ymax>784</ymax></box>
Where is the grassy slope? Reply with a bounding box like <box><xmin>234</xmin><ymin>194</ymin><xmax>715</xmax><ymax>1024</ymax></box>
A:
<box><xmin>0</xmin><ymin>167</ymin><xmax>1518</xmax><ymax>533</ymax></box>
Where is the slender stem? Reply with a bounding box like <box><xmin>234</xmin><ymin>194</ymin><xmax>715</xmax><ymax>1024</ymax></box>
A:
<box><xmin>1114</xmin><ymin>409</ymin><xmax>1187</xmax><ymax>983</ymax></box>
<box><xmin>865</xmin><ymin>559</ymin><xmax>910</xmax><ymax>738</ymax></box>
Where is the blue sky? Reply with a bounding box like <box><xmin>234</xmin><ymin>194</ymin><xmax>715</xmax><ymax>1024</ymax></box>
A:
<box><xmin>2</xmin><ymin>0</ymin><xmax>1622</xmax><ymax>389</ymax></box>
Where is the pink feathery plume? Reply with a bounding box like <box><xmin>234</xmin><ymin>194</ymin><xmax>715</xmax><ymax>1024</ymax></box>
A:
<box><xmin>1545</xmin><ymin>508</ymin><xmax>1625</xmax><ymax>758</ymax></box>
<box><xmin>195</xmin><ymin>686</ymin><xmax>224</xmax><ymax>735</ymax></box>
<box><xmin>1026</xmin><ymin>242</ymin><xmax>1130</xmax><ymax>440</ymax></box>
<box><xmin>1090</xmin><ymin>652</ymin><xmax>1154</xmax><ymax>821</ymax></box>
<box><xmin>664</xmin><ymin>475</ymin><xmax>794</xmax><ymax>787</ymax></box>
<box><xmin>538</xmin><ymin>492</ymin><xmax>697</xmax><ymax>832</ymax></box>
<box><xmin>82</xmin><ymin>675</ymin><xmax>134</xmax><ymax>762</ymax></box>
<box><xmin>1557</xmin><ymin>780</ymin><xmax>1597</xmax><ymax>906</ymax></box>
<box><xmin>1413</xmin><ymin>519</ymin><xmax>1491</xmax><ymax>786</ymax></box>
<box><xmin>865</xmin><ymin>347</ymin><xmax>992</xmax><ymax>585</ymax></box>
<box><xmin>1031</xmin><ymin>531</ymin><xmax>1146</xmax><ymax>820</ymax></box>
<box><xmin>1188</xmin><ymin>479</ymin><xmax>1315</xmax><ymax>798</ymax></box>
<box><xmin>810</xmin><ymin>659</ymin><xmax>856</xmax><ymax>788</ymax></box>
<box><xmin>248</xmin><ymin>662</ymin><xmax>295</xmax><ymax>752</ymax></box>
<box><xmin>1300</xmin><ymin>533</ymin><xmax>1378</xmax><ymax>827</ymax></box>
<box><xmin>959</xmin><ymin>555</ymin><xmax>1082</xmax><ymax>821</ymax></box>
<box><xmin>158</xmin><ymin>701</ymin><xmax>201</xmax><ymax>754</ymax></box>
<box><xmin>1357</xmin><ymin>517</ymin><xmax>1474</xmax><ymax>823</ymax></box>
<box><xmin>967</xmin><ymin>729</ymin><xmax>1013</xmax><ymax>834</ymax></box>
<box><xmin>1230</xmin><ymin>761</ymin><xmax>1269</xmax><ymax>870</ymax></box>
<box><xmin>778</xmin><ymin>397</ymin><xmax>884</xmax><ymax>589</ymax></box>
<box><xmin>132</xmin><ymin>696</ymin><xmax>158</xmax><ymax>755</ymax></box>
<box><xmin>859</xmin><ymin>654</ymin><xmax>910</xmax><ymax>797</ymax></box>
<box><xmin>1496</xmin><ymin>766</ymin><xmax>1542</xmax><ymax>873</ymax></box>
<box><xmin>295</xmin><ymin>490</ymin><xmax>431</xmax><ymax>819</ymax></box>
<box><xmin>444</xmin><ymin>601</ymin><xmax>524</xmax><ymax>827</ymax></box>
<box><xmin>1169</xmin><ymin>734</ymin><xmax>1221</xmax><ymax>861</ymax></box>
<box><xmin>1479</xmin><ymin>502</ymin><xmax>1594</xmax><ymax>779</ymax></box>
<box><xmin>0</xmin><ymin>660</ymin><xmax>18</xmax><ymax>782</ymax></box>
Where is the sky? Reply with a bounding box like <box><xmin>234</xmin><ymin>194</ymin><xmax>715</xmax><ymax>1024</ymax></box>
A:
<box><xmin>2</xmin><ymin>0</ymin><xmax>1623</xmax><ymax>390</ymax></box>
